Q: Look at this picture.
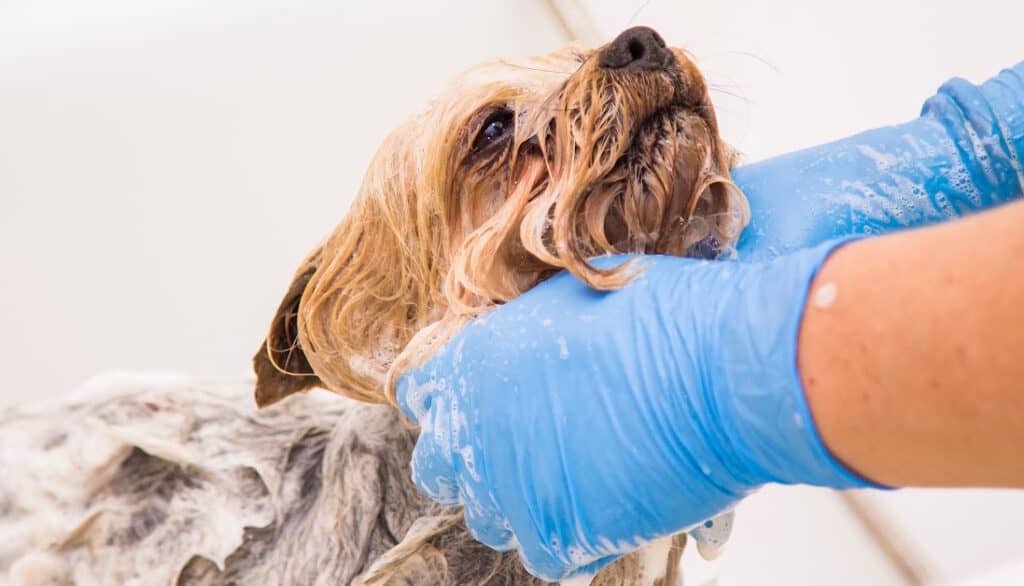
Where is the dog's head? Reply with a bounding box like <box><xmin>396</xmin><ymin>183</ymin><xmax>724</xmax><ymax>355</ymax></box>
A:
<box><xmin>254</xmin><ymin>27</ymin><xmax>749</xmax><ymax>407</ymax></box>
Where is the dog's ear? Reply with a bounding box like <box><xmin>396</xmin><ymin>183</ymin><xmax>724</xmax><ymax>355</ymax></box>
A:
<box><xmin>253</xmin><ymin>251</ymin><xmax>323</xmax><ymax>408</ymax></box>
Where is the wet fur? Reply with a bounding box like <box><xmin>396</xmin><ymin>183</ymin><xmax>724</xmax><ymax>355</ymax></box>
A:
<box><xmin>1</xmin><ymin>30</ymin><xmax>745</xmax><ymax>586</ymax></box>
<box><xmin>0</xmin><ymin>374</ymin><xmax>682</xmax><ymax>585</ymax></box>
<box><xmin>251</xmin><ymin>28</ymin><xmax>747</xmax><ymax>585</ymax></box>
<box><xmin>258</xmin><ymin>34</ymin><xmax>748</xmax><ymax>406</ymax></box>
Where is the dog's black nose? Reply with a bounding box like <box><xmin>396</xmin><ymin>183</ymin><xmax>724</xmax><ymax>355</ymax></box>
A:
<box><xmin>598</xmin><ymin>26</ymin><xmax>672</xmax><ymax>71</ymax></box>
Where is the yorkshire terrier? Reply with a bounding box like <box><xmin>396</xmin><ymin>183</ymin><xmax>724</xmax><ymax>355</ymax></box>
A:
<box><xmin>0</xmin><ymin>27</ymin><xmax>748</xmax><ymax>586</ymax></box>
<box><xmin>254</xmin><ymin>25</ymin><xmax>747</xmax><ymax>407</ymax></box>
<box><xmin>254</xmin><ymin>25</ymin><xmax>748</xmax><ymax>585</ymax></box>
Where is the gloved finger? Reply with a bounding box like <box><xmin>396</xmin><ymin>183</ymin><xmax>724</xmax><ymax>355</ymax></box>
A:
<box><xmin>409</xmin><ymin>435</ymin><xmax>459</xmax><ymax>505</ymax></box>
<box><xmin>512</xmin><ymin>532</ymin><xmax>622</xmax><ymax>581</ymax></box>
<box><xmin>395</xmin><ymin>371</ymin><xmax>436</xmax><ymax>423</ymax></box>
<box><xmin>515</xmin><ymin>543</ymin><xmax>576</xmax><ymax>583</ymax></box>
<box><xmin>689</xmin><ymin>511</ymin><xmax>734</xmax><ymax>560</ymax></box>
<box><xmin>408</xmin><ymin>398</ymin><xmax>459</xmax><ymax>506</ymax></box>
<box><xmin>567</xmin><ymin>554</ymin><xmax>620</xmax><ymax>579</ymax></box>
<box><xmin>462</xmin><ymin>494</ymin><xmax>516</xmax><ymax>552</ymax></box>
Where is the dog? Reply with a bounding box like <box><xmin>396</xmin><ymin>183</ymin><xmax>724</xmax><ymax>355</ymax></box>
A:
<box><xmin>253</xmin><ymin>25</ymin><xmax>747</xmax><ymax>407</ymax></box>
<box><xmin>253</xmin><ymin>25</ymin><xmax>747</xmax><ymax>584</ymax></box>
<box><xmin>1</xmin><ymin>27</ymin><xmax>745</xmax><ymax>586</ymax></box>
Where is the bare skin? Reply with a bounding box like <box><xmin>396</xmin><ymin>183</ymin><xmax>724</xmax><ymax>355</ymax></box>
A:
<box><xmin>800</xmin><ymin>199</ymin><xmax>1024</xmax><ymax>488</ymax></box>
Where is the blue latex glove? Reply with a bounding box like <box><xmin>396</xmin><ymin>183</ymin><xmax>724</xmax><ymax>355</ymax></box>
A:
<box><xmin>734</xmin><ymin>61</ymin><xmax>1023</xmax><ymax>259</ymax></box>
<box><xmin>398</xmin><ymin>241</ymin><xmax>877</xmax><ymax>581</ymax></box>
<box><xmin>396</xmin><ymin>61</ymin><xmax>1024</xmax><ymax>581</ymax></box>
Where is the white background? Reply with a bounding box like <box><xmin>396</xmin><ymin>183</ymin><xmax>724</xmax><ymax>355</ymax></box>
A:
<box><xmin>1</xmin><ymin>0</ymin><xmax>1022</xmax><ymax>584</ymax></box>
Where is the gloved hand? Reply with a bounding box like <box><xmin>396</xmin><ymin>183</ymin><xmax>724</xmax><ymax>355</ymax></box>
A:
<box><xmin>396</xmin><ymin>61</ymin><xmax>1024</xmax><ymax>581</ymax></box>
<box><xmin>733</xmin><ymin>60</ymin><xmax>1023</xmax><ymax>260</ymax></box>
<box><xmin>397</xmin><ymin>240</ymin><xmax>879</xmax><ymax>581</ymax></box>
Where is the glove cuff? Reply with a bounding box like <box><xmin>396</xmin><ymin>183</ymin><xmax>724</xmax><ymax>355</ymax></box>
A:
<box><xmin>708</xmin><ymin>237</ymin><xmax>887</xmax><ymax>490</ymax></box>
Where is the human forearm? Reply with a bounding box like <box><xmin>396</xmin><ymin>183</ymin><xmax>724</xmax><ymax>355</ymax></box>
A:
<box><xmin>800</xmin><ymin>200</ymin><xmax>1024</xmax><ymax>487</ymax></box>
<box><xmin>396</xmin><ymin>201</ymin><xmax>1024</xmax><ymax>580</ymax></box>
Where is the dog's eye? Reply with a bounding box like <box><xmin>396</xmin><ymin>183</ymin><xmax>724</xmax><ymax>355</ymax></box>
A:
<box><xmin>472</xmin><ymin>109</ymin><xmax>515</xmax><ymax>154</ymax></box>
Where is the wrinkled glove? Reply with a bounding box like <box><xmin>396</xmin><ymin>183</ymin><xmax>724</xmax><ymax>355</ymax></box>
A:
<box><xmin>398</xmin><ymin>240</ymin><xmax>877</xmax><ymax>581</ymax></box>
<box><xmin>396</xmin><ymin>61</ymin><xmax>1024</xmax><ymax>581</ymax></box>
<box><xmin>735</xmin><ymin>60</ymin><xmax>1023</xmax><ymax>259</ymax></box>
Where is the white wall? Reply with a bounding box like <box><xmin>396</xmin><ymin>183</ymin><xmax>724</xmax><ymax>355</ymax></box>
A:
<box><xmin>2</xmin><ymin>1</ymin><xmax>1022</xmax><ymax>584</ymax></box>
<box><xmin>0</xmin><ymin>0</ymin><xmax>565</xmax><ymax>403</ymax></box>
<box><xmin>580</xmin><ymin>0</ymin><xmax>1024</xmax><ymax>164</ymax></box>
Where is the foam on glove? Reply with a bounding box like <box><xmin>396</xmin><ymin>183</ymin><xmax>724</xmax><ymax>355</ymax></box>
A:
<box><xmin>734</xmin><ymin>61</ymin><xmax>1024</xmax><ymax>260</ymax></box>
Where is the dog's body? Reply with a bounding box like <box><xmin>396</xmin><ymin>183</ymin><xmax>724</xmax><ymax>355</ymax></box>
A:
<box><xmin>1</xmin><ymin>374</ymin><xmax>681</xmax><ymax>586</ymax></box>
<box><xmin>4</xmin><ymin>28</ymin><xmax>745</xmax><ymax>585</ymax></box>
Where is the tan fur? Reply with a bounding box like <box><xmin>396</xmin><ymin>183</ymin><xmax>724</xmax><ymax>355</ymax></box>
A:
<box><xmin>255</xmin><ymin>34</ymin><xmax>748</xmax><ymax>408</ymax></box>
<box><xmin>0</xmin><ymin>29</ymin><xmax>746</xmax><ymax>586</ymax></box>
<box><xmin>249</xmin><ymin>27</ymin><xmax>750</xmax><ymax>585</ymax></box>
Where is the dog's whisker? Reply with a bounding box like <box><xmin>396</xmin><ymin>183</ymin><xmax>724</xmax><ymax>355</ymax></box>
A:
<box><xmin>498</xmin><ymin>60</ymin><xmax>574</xmax><ymax>76</ymax></box>
<box><xmin>694</xmin><ymin>50</ymin><xmax>782</xmax><ymax>76</ymax></box>
<box><xmin>687</xmin><ymin>211</ymin><xmax>747</xmax><ymax>219</ymax></box>
<box><xmin>708</xmin><ymin>80</ymin><xmax>747</xmax><ymax>90</ymax></box>
<box><xmin>709</xmin><ymin>87</ymin><xmax>753</xmax><ymax>104</ymax></box>
<box><xmin>626</xmin><ymin>0</ymin><xmax>655</xmax><ymax>28</ymax></box>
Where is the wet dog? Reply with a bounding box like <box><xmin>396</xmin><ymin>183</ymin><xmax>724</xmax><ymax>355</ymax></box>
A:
<box><xmin>253</xmin><ymin>25</ymin><xmax>747</xmax><ymax>584</ymax></box>
<box><xmin>253</xmin><ymin>26</ymin><xmax>748</xmax><ymax>409</ymax></box>
<box><xmin>1</xmin><ymin>27</ymin><xmax>747</xmax><ymax>586</ymax></box>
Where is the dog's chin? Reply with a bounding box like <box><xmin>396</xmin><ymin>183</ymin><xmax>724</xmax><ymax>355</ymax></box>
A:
<box><xmin>594</xmin><ymin>105</ymin><xmax>720</xmax><ymax>257</ymax></box>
